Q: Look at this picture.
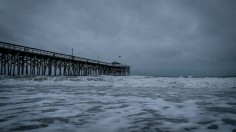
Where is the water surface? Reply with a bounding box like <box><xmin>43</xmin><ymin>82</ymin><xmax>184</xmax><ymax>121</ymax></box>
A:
<box><xmin>0</xmin><ymin>76</ymin><xmax>236</xmax><ymax>132</ymax></box>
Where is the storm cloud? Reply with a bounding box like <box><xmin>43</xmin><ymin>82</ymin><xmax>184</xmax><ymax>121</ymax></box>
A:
<box><xmin>0</xmin><ymin>0</ymin><xmax>236</xmax><ymax>76</ymax></box>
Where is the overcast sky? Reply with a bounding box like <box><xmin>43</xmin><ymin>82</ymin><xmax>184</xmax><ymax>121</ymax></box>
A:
<box><xmin>0</xmin><ymin>0</ymin><xmax>236</xmax><ymax>76</ymax></box>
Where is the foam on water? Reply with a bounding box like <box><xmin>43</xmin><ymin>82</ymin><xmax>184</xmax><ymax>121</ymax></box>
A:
<box><xmin>0</xmin><ymin>75</ymin><xmax>236</xmax><ymax>132</ymax></box>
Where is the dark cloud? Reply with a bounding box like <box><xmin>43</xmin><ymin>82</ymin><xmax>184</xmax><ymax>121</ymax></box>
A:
<box><xmin>0</xmin><ymin>0</ymin><xmax>236</xmax><ymax>76</ymax></box>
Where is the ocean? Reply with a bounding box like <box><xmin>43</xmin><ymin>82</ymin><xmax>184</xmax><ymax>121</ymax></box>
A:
<box><xmin>0</xmin><ymin>75</ymin><xmax>236</xmax><ymax>132</ymax></box>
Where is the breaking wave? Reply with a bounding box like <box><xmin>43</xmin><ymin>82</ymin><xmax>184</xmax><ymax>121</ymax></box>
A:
<box><xmin>1</xmin><ymin>75</ymin><xmax>235</xmax><ymax>88</ymax></box>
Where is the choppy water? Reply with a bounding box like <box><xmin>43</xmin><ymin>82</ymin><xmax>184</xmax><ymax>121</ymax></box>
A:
<box><xmin>0</xmin><ymin>75</ymin><xmax>236</xmax><ymax>132</ymax></box>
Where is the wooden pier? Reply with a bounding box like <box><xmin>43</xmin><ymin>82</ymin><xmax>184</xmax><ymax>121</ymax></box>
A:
<box><xmin>0</xmin><ymin>41</ymin><xmax>130</xmax><ymax>76</ymax></box>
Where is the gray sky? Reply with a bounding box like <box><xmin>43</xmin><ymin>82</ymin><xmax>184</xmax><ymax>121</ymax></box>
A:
<box><xmin>0</xmin><ymin>0</ymin><xmax>236</xmax><ymax>76</ymax></box>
